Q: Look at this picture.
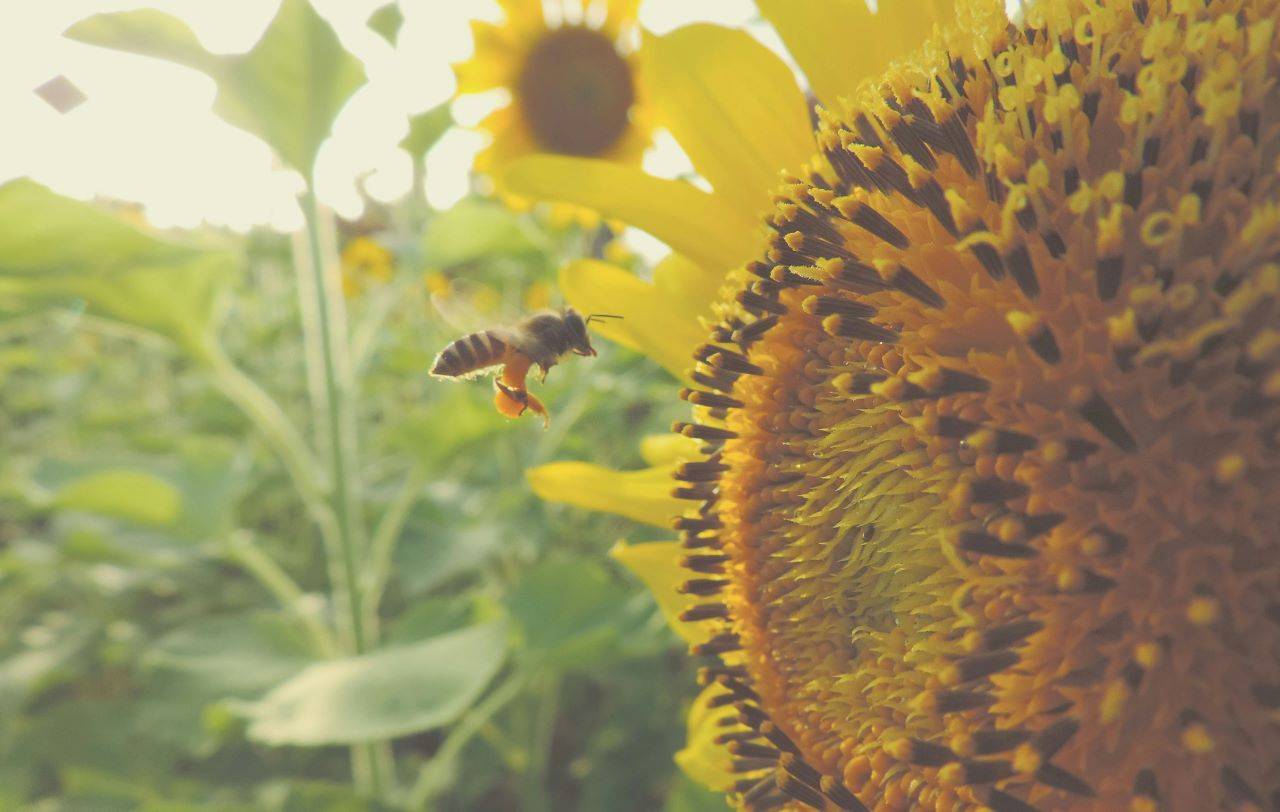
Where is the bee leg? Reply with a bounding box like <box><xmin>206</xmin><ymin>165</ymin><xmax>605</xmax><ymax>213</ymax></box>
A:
<box><xmin>524</xmin><ymin>391</ymin><xmax>550</xmax><ymax>428</ymax></box>
<box><xmin>494</xmin><ymin>380</ymin><xmax>530</xmax><ymax>419</ymax></box>
<box><xmin>537</xmin><ymin>363</ymin><xmax>552</xmax><ymax>383</ymax></box>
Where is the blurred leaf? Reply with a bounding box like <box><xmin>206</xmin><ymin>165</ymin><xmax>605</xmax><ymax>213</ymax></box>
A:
<box><xmin>135</xmin><ymin>612</ymin><xmax>318</xmax><ymax>756</ymax></box>
<box><xmin>257</xmin><ymin>779</ymin><xmax>369</xmax><ymax>812</ymax></box>
<box><xmin>664</xmin><ymin>773</ymin><xmax>726</xmax><ymax>812</ymax></box>
<box><xmin>400</xmin><ymin>104</ymin><xmax>452</xmax><ymax>161</ymax></box>
<box><xmin>0</xmin><ymin>624</ymin><xmax>92</xmax><ymax>718</ymax></box>
<box><xmin>394</xmin><ymin>517</ymin><xmax>504</xmax><ymax>596</ymax></box>
<box><xmin>240</xmin><ymin>621</ymin><xmax>507</xmax><ymax>745</ymax></box>
<box><xmin>367</xmin><ymin>3</ymin><xmax>404</xmax><ymax>45</ymax></box>
<box><xmin>393</xmin><ymin>388</ymin><xmax>507</xmax><ymax>465</ymax></box>
<box><xmin>506</xmin><ymin>557</ymin><xmax>633</xmax><ymax>671</ymax></box>
<box><xmin>15</xmin><ymin>698</ymin><xmax>181</xmax><ymax>781</ymax></box>
<box><xmin>0</xmin><ymin>180</ymin><xmax>237</xmax><ymax>354</ymax></box>
<box><xmin>67</xmin><ymin>0</ymin><xmax>365</xmax><ymax>175</ymax></box>
<box><xmin>50</xmin><ymin>468</ymin><xmax>181</xmax><ymax>526</ymax></box>
<box><xmin>59</xmin><ymin>767</ymin><xmax>256</xmax><ymax>811</ymax></box>
<box><xmin>421</xmin><ymin>199</ymin><xmax>545</xmax><ymax>268</ymax></box>
<box><xmin>384</xmin><ymin>595</ymin><xmax>475</xmax><ymax>645</ymax></box>
<box><xmin>146</xmin><ymin>612</ymin><xmax>315</xmax><ymax>697</ymax></box>
<box><xmin>28</xmin><ymin>442</ymin><xmax>243</xmax><ymax>541</ymax></box>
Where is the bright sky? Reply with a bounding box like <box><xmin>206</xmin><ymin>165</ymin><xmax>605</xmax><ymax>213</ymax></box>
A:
<box><xmin>0</xmin><ymin>0</ymin><xmax>761</xmax><ymax>234</ymax></box>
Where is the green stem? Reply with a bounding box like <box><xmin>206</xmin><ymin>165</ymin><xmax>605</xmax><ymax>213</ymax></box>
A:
<box><xmin>407</xmin><ymin>674</ymin><xmax>528</xmax><ymax>810</ymax></box>
<box><xmin>300</xmin><ymin>189</ymin><xmax>369</xmax><ymax>652</ymax></box>
<box><xmin>223</xmin><ymin>530</ymin><xmax>336</xmax><ymax>656</ymax></box>
<box><xmin>204</xmin><ymin>344</ymin><xmax>329</xmax><ymax>520</ymax></box>
<box><xmin>350</xmin><ymin>274</ymin><xmax>415</xmax><ymax>375</ymax></box>
<box><xmin>363</xmin><ymin>464</ymin><xmax>428</xmax><ymax>631</ymax></box>
<box><xmin>524</xmin><ymin>673</ymin><xmax>561</xmax><ymax>812</ymax></box>
<box><xmin>298</xmin><ymin>188</ymin><xmax>390</xmax><ymax>801</ymax></box>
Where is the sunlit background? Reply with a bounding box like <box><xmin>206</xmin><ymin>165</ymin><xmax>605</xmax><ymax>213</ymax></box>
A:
<box><xmin>3</xmin><ymin>0</ymin><xmax>783</xmax><ymax>240</ymax></box>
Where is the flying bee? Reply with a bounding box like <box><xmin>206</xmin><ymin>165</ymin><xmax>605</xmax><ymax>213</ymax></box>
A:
<box><xmin>430</xmin><ymin>306</ymin><xmax>620</xmax><ymax>425</ymax></box>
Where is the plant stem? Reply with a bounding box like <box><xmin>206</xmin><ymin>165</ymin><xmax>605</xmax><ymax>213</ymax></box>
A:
<box><xmin>524</xmin><ymin>673</ymin><xmax>561</xmax><ymax>812</ymax></box>
<box><xmin>224</xmin><ymin>530</ymin><xmax>336</xmax><ymax>657</ymax></box>
<box><xmin>298</xmin><ymin>187</ymin><xmax>391</xmax><ymax>801</ymax></box>
<box><xmin>363</xmin><ymin>464</ymin><xmax>428</xmax><ymax>630</ymax></box>
<box><xmin>299</xmin><ymin>189</ymin><xmax>369</xmax><ymax>652</ymax></box>
<box><xmin>407</xmin><ymin>674</ymin><xmax>528</xmax><ymax>810</ymax></box>
<box><xmin>204</xmin><ymin>345</ymin><xmax>330</xmax><ymax>523</ymax></box>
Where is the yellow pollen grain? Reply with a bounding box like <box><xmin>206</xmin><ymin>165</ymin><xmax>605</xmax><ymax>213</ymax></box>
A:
<box><xmin>1134</xmin><ymin>642</ymin><xmax>1161</xmax><ymax>670</ymax></box>
<box><xmin>1013</xmin><ymin>742</ymin><xmax>1042</xmax><ymax>774</ymax></box>
<box><xmin>1181</xmin><ymin>723</ymin><xmax>1215</xmax><ymax>754</ymax></box>
<box><xmin>1186</xmin><ymin>596</ymin><xmax>1221</xmax><ymax>626</ymax></box>
<box><xmin>1213</xmin><ymin>453</ymin><xmax>1246</xmax><ymax>485</ymax></box>
<box><xmin>1100</xmin><ymin>680</ymin><xmax>1130</xmax><ymax>724</ymax></box>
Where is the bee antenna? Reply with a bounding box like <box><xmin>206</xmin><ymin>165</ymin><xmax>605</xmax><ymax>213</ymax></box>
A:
<box><xmin>585</xmin><ymin>313</ymin><xmax>624</xmax><ymax>325</ymax></box>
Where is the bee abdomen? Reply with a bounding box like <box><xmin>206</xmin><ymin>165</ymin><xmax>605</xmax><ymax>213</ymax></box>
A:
<box><xmin>431</xmin><ymin>330</ymin><xmax>507</xmax><ymax>378</ymax></box>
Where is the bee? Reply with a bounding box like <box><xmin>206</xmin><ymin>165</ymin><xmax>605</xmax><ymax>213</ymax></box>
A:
<box><xmin>430</xmin><ymin>307</ymin><xmax>619</xmax><ymax>424</ymax></box>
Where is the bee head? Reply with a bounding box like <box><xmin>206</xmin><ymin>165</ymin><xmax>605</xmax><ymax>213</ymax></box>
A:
<box><xmin>565</xmin><ymin>308</ymin><xmax>622</xmax><ymax>356</ymax></box>
<box><xmin>563</xmin><ymin>307</ymin><xmax>596</xmax><ymax>356</ymax></box>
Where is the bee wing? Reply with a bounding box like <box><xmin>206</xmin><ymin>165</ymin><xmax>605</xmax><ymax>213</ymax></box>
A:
<box><xmin>429</xmin><ymin>278</ymin><xmax>509</xmax><ymax>334</ymax></box>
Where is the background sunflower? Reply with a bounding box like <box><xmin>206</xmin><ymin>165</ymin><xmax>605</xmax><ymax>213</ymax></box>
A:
<box><xmin>455</xmin><ymin>0</ymin><xmax>652</xmax><ymax>212</ymax></box>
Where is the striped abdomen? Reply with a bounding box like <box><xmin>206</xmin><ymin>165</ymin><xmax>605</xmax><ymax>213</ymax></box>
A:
<box><xmin>431</xmin><ymin>330</ymin><xmax>508</xmax><ymax>378</ymax></box>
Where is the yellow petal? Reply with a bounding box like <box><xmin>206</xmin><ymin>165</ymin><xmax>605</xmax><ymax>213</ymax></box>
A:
<box><xmin>454</xmin><ymin>20</ymin><xmax>520</xmax><ymax>93</ymax></box>
<box><xmin>674</xmin><ymin>683</ymin><xmax>739</xmax><ymax>791</ymax></box>
<box><xmin>639</xmin><ymin>434</ymin><xmax>702</xmax><ymax>467</ymax></box>
<box><xmin>527</xmin><ymin>461</ymin><xmax>679</xmax><ymax>528</ymax></box>
<box><xmin>473</xmin><ymin>106</ymin><xmax>534</xmax><ymax>174</ymax></box>
<box><xmin>501</xmin><ymin>156</ymin><xmax>758</xmax><ymax>273</ymax></box>
<box><xmin>653</xmin><ymin>252</ymin><xmax>723</xmax><ymax>317</ymax></box>
<box><xmin>559</xmin><ymin>257</ymin><xmax>710</xmax><ymax>380</ymax></box>
<box><xmin>602</xmin><ymin>0</ymin><xmax>641</xmax><ymax>37</ymax></box>
<box><xmin>610</xmin><ymin>540</ymin><xmax>708</xmax><ymax>645</ymax></box>
<box><xmin>495</xmin><ymin>0</ymin><xmax>545</xmax><ymax>36</ymax></box>
<box><xmin>640</xmin><ymin>24</ymin><xmax>813</xmax><ymax>216</ymax></box>
<box><xmin>756</xmin><ymin>0</ymin><xmax>956</xmax><ymax>107</ymax></box>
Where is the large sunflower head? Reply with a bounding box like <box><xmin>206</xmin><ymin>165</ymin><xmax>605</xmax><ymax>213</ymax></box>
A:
<box><xmin>454</xmin><ymin>0</ymin><xmax>650</xmax><ymax>201</ymax></box>
<box><xmin>519</xmin><ymin>0</ymin><xmax>1280</xmax><ymax>808</ymax></box>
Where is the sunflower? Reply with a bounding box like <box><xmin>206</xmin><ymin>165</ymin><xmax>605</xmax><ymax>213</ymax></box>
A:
<box><xmin>339</xmin><ymin>236</ymin><xmax>394</xmax><ymax>298</ymax></box>
<box><xmin>516</xmin><ymin>0</ymin><xmax>1280</xmax><ymax>809</ymax></box>
<box><xmin>454</xmin><ymin>0</ymin><xmax>651</xmax><ymax>211</ymax></box>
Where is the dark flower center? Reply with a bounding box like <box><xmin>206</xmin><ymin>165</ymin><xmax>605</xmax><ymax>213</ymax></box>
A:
<box><xmin>517</xmin><ymin>25</ymin><xmax>634</xmax><ymax>157</ymax></box>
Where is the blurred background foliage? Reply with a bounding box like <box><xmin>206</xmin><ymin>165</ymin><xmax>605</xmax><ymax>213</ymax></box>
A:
<box><xmin>0</xmin><ymin>2</ymin><xmax>721</xmax><ymax>810</ymax></box>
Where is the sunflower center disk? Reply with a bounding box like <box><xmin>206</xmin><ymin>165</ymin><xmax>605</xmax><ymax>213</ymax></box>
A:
<box><xmin>517</xmin><ymin>25</ymin><xmax>634</xmax><ymax>157</ymax></box>
<box><xmin>671</xmin><ymin>0</ymin><xmax>1280</xmax><ymax>809</ymax></box>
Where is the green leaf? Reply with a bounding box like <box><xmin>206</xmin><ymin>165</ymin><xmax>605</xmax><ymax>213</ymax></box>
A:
<box><xmin>506</xmin><ymin>558</ymin><xmax>636</xmax><ymax>670</ymax></box>
<box><xmin>0</xmin><ymin>625</ymin><xmax>92</xmax><ymax>718</ymax></box>
<box><xmin>52</xmin><ymin>469</ymin><xmax>181</xmax><ymax>527</ymax></box>
<box><xmin>0</xmin><ymin>179</ymin><xmax>237</xmax><ymax>354</ymax></box>
<box><xmin>384</xmin><ymin>595</ymin><xmax>476</xmax><ymax>645</ymax></box>
<box><xmin>146</xmin><ymin>612</ymin><xmax>315</xmax><ymax>698</ymax></box>
<box><xmin>394</xmin><ymin>516</ymin><xmax>505</xmax><ymax>596</ymax></box>
<box><xmin>367</xmin><ymin>3</ymin><xmax>404</xmax><ymax>45</ymax></box>
<box><xmin>393</xmin><ymin>388</ymin><xmax>508</xmax><ymax>466</ymax></box>
<box><xmin>67</xmin><ymin>0</ymin><xmax>365</xmax><ymax>175</ymax></box>
<box><xmin>421</xmin><ymin>199</ymin><xmax>546</xmax><ymax>268</ymax></box>
<box><xmin>400</xmin><ymin>104</ymin><xmax>452</xmax><ymax>161</ymax></box>
<box><xmin>239</xmin><ymin>621</ymin><xmax>507</xmax><ymax>745</ymax></box>
<box><xmin>665</xmin><ymin>773</ymin><xmax>727</xmax><ymax>812</ymax></box>
<box><xmin>28</xmin><ymin>443</ymin><xmax>244</xmax><ymax>541</ymax></box>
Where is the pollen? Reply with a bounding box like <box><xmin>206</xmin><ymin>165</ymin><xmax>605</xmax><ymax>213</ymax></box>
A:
<box><xmin>669</xmin><ymin>0</ymin><xmax>1280</xmax><ymax>809</ymax></box>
